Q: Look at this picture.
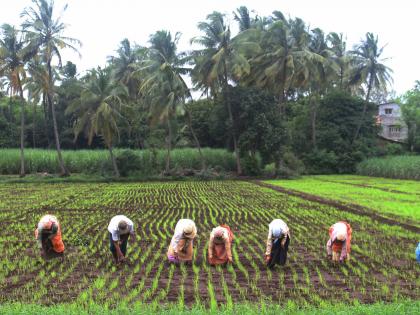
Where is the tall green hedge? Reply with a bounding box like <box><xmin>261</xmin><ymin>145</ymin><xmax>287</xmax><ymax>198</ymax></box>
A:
<box><xmin>0</xmin><ymin>148</ymin><xmax>236</xmax><ymax>175</ymax></box>
<box><xmin>356</xmin><ymin>155</ymin><xmax>420</xmax><ymax>180</ymax></box>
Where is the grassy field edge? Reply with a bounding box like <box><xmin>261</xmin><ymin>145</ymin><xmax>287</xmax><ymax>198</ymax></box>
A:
<box><xmin>1</xmin><ymin>300</ymin><xmax>419</xmax><ymax>315</ymax></box>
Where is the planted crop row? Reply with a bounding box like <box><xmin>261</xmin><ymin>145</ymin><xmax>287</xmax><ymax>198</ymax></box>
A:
<box><xmin>0</xmin><ymin>181</ymin><xmax>418</xmax><ymax>307</ymax></box>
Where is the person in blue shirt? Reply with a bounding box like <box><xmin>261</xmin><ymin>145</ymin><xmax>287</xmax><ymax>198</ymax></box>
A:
<box><xmin>416</xmin><ymin>242</ymin><xmax>420</xmax><ymax>263</ymax></box>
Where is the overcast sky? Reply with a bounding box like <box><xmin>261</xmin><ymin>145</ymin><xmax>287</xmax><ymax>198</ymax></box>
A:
<box><xmin>1</xmin><ymin>0</ymin><xmax>419</xmax><ymax>95</ymax></box>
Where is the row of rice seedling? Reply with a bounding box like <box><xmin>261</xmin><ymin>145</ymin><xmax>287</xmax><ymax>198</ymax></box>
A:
<box><xmin>265</xmin><ymin>176</ymin><xmax>420</xmax><ymax>222</ymax></box>
<box><xmin>0</xmin><ymin>181</ymin><xmax>418</xmax><ymax>307</ymax></box>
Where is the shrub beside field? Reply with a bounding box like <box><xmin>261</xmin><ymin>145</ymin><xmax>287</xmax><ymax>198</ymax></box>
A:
<box><xmin>0</xmin><ymin>148</ymin><xmax>236</xmax><ymax>176</ymax></box>
<box><xmin>356</xmin><ymin>155</ymin><xmax>420</xmax><ymax>180</ymax></box>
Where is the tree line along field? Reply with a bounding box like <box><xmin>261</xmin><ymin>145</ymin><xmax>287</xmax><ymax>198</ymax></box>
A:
<box><xmin>0</xmin><ymin>181</ymin><xmax>418</xmax><ymax>308</ymax></box>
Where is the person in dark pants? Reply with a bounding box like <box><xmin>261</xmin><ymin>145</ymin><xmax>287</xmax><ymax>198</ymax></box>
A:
<box><xmin>267</xmin><ymin>235</ymin><xmax>290</xmax><ymax>269</ymax></box>
<box><xmin>265</xmin><ymin>219</ymin><xmax>290</xmax><ymax>269</ymax></box>
<box><xmin>107</xmin><ymin>215</ymin><xmax>135</xmax><ymax>264</ymax></box>
<box><xmin>110</xmin><ymin>233</ymin><xmax>129</xmax><ymax>259</ymax></box>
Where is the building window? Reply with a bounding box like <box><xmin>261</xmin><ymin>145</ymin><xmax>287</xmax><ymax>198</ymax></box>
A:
<box><xmin>389</xmin><ymin>126</ymin><xmax>401</xmax><ymax>134</ymax></box>
<box><xmin>385</xmin><ymin>108</ymin><xmax>393</xmax><ymax>114</ymax></box>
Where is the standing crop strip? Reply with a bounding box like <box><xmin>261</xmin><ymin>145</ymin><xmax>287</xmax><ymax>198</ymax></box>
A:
<box><xmin>0</xmin><ymin>180</ymin><xmax>418</xmax><ymax>307</ymax></box>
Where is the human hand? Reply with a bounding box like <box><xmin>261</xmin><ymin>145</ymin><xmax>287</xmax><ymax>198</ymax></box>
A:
<box><xmin>265</xmin><ymin>255</ymin><xmax>271</xmax><ymax>263</ymax></box>
<box><xmin>117</xmin><ymin>253</ymin><xmax>125</xmax><ymax>263</ymax></box>
<box><xmin>228</xmin><ymin>257</ymin><xmax>233</xmax><ymax>264</ymax></box>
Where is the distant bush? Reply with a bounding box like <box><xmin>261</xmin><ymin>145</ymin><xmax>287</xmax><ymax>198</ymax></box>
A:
<box><xmin>303</xmin><ymin>149</ymin><xmax>338</xmax><ymax>174</ymax></box>
<box><xmin>241</xmin><ymin>155</ymin><xmax>262</xmax><ymax>176</ymax></box>
<box><xmin>116</xmin><ymin>150</ymin><xmax>142</xmax><ymax>177</ymax></box>
<box><xmin>357</xmin><ymin>155</ymin><xmax>420</xmax><ymax>180</ymax></box>
<box><xmin>384</xmin><ymin>143</ymin><xmax>406</xmax><ymax>156</ymax></box>
<box><xmin>0</xmin><ymin>148</ymin><xmax>236</xmax><ymax>176</ymax></box>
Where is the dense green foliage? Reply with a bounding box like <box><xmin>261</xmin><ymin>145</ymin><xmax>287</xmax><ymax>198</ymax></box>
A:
<box><xmin>0</xmin><ymin>1</ymin><xmax>401</xmax><ymax>177</ymax></box>
<box><xmin>400</xmin><ymin>81</ymin><xmax>420</xmax><ymax>152</ymax></box>
<box><xmin>266</xmin><ymin>175</ymin><xmax>420</xmax><ymax>222</ymax></box>
<box><xmin>289</xmin><ymin>91</ymin><xmax>379</xmax><ymax>174</ymax></box>
<box><xmin>0</xmin><ymin>300</ymin><xmax>419</xmax><ymax>315</ymax></box>
<box><xmin>357</xmin><ymin>155</ymin><xmax>420</xmax><ymax>180</ymax></box>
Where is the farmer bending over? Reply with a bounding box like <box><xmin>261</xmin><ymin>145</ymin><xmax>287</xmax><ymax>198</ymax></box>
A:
<box><xmin>108</xmin><ymin>215</ymin><xmax>135</xmax><ymax>264</ymax></box>
<box><xmin>265</xmin><ymin>219</ymin><xmax>290</xmax><ymax>268</ymax></box>
<box><xmin>327</xmin><ymin>221</ymin><xmax>352</xmax><ymax>263</ymax></box>
<box><xmin>167</xmin><ymin>219</ymin><xmax>197</xmax><ymax>264</ymax></box>
<box><xmin>35</xmin><ymin>214</ymin><xmax>65</xmax><ymax>257</ymax></box>
<box><xmin>208</xmin><ymin>225</ymin><xmax>234</xmax><ymax>265</ymax></box>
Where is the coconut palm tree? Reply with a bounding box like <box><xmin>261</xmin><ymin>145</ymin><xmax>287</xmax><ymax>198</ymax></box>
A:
<box><xmin>233</xmin><ymin>6</ymin><xmax>262</xmax><ymax>32</ymax></box>
<box><xmin>327</xmin><ymin>32</ymin><xmax>351</xmax><ymax>90</ymax></box>
<box><xmin>140</xmin><ymin>30</ymin><xmax>205</xmax><ymax>172</ymax></box>
<box><xmin>306</xmin><ymin>28</ymin><xmax>340</xmax><ymax>148</ymax></box>
<box><xmin>350</xmin><ymin>32</ymin><xmax>393</xmax><ymax>141</ymax></box>
<box><xmin>0</xmin><ymin>24</ymin><xmax>37</xmax><ymax>176</ymax></box>
<box><xmin>66</xmin><ymin>68</ymin><xmax>127</xmax><ymax>177</ymax></box>
<box><xmin>191</xmin><ymin>12</ymin><xmax>257</xmax><ymax>175</ymax></box>
<box><xmin>108</xmin><ymin>39</ymin><xmax>145</xmax><ymax>100</ymax></box>
<box><xmin>22</xmin><ymin>0</ymin><xmax>81</xmax><ymax>176</ymax></box>
<box><xmin>247</xmin><ymin>13</ymin><xmax>313</xmax><ymax>113</ymax></box>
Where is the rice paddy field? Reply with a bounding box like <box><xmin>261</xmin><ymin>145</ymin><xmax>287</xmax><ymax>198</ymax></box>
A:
<box><xmin>0</xmin><ymin>178</ymin><xmax>419</xmax><ymax>313</ymax></box>
<box><xmin>264</xmin><ymin>175</ymin><xmax>420</xmax><ymax>224</ymax></box>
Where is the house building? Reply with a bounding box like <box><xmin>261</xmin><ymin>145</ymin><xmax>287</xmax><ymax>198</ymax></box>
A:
<box><xmin>376</xmin><ymin>103</ymin><xmax>408</xmax><ymax>142</ymax></box>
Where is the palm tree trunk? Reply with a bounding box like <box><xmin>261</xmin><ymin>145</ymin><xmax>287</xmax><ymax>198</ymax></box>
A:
<box><xmin>278</xmin><ymin>82</ymin><xmax>286</xmax><ymax>114</ymax></box>
<box><xmin>278</xmin><ymin>56</ymin><xmax>288</xmax><ymax>114</ymax></box>
<box><xmin>48</xmin><ymin>93</ymin><xmax>68</xmax><ymax>176</ymax></box>
<box><xmin>165</xmin><ymin>117</ymin><xmax>172</xmax><ymax>173</ymax></box>
<box><xmin>47</xmin><ymin>61</ymin><xmax>69</xmax><ymax>176</ymax></box>
<box><xmin>42</xmin><ymin>93</ymin><xmax>51</xmax><ymax>147</ymax></box>
<box><xmin>108</xmin><ymin>144</ymin><xmax>120</xmax><ymax>177</ymax></box>
<box><xmin>17</xmin><ymin>75</ymin><xmax>25</xmax><ymax>177</ymax></box>
<box><xmin>8</xmin><ymin>90</ymin><xmax>14</xmax><ymax>123</ymax></box>
<box><xmin>223</xmin><ymin>62</ymin><xmax>242</xmax><ymax>175</ymax></box>
<box><xmin>186</xmin><ymin>103</ymin><xmax>206</xmax><ymax>170</ymax></box>
<box><xmin>353</xmin><ymin>74</ymin><xmax>374</xmax><ymax>142</ymax></box>
<box><xmin>32</xmin><ymin>102</ymin><xmax>36</xmax><ymax>148</ymax></box>
<box><xmin>310</xmin><ymin>95</ymin><xmax>318</xmax><ymax>149</ymax></box>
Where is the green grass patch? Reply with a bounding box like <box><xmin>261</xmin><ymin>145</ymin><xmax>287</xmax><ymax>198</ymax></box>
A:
<box><xmin>0</xmin><ymin>300</ymin><xmax>419</xmax><ymax>314</ymax></box>
<box><xmin>265</xmin><ymin>175</ymin><xmax>420</xmax><ymax>222</ymax></box>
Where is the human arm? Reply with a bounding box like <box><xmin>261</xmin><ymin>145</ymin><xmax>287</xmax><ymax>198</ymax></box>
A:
<box><xmin>111</xmin><ymin>231</ymin><xmax>125</xmax><ymax>261</ymax></box>
<box><xmin>340</xmin><ymin>239</ymin><xmax>347</xmax><ymax>262</ymax></box>
<box><xmin>35</xmin><ymin>225</ymin><xmax>43</xmax><ymax>249</ymax></box>
<box><xmin>208</xmin><ymin>233</ymin><xmax>214</xmax><ymax>260</ymax></box>
<box><xmin>113</xmin><ymin>240</ymin><xmax>125</xmax><ymax>262</ymax></box>
<box><xmin>326</xmin><ymin>238</ymin><xmax>333</xmax><ymax>257</ymax></box>
<box><xmin>224</xmin><ymin>234</ymin><xmax>232</xmax><ymax>263</ymax></box>
<box><xmin>130</xmin><ymin>230</ymin><xmax>136</xmax><ymax>243</ymax></box>
<box><xmin>265</xmin><ymin>229</ymin><xmax>273</xmax><ymax>256</ymax></box>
